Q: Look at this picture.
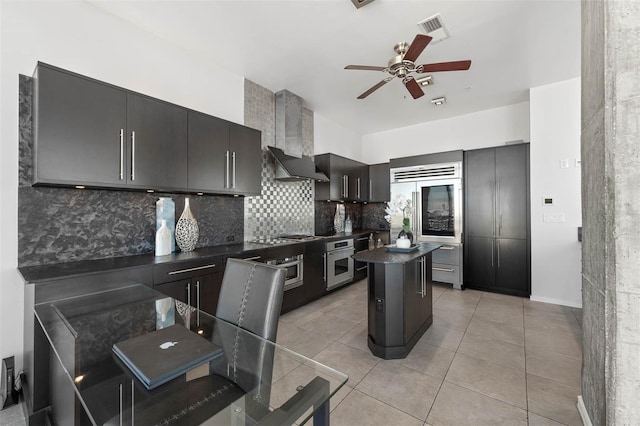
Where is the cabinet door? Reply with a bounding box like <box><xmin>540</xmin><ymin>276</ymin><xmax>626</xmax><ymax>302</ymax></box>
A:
<box><xmin>495</xmin><ymin>145</ymin><xmax>528</xmax><ymax>239</ymax></box>
<box><xmin>127</xmin><ymin>94</ymin><xmax>188</xmax><ymax>189</ymax></box>
<box><xmin>403</xmin><ymin>258</ymin><xmax>422</xmax><ymax>342</ymax></box>
<box><xmin>369</xmin><ymin>163</ymin><xmax>390</xmax><ymax>202</ymax></box>
<box><xmin>194</xmin><ymin>272</ymin><xmax>222</xmax><ymax>315</ymax></box>
<box><xmin>495</xmin><ymin>238</ymin><xmax>529</xmax><ymax>296</ymax></box>
<box><xmin>304</xmin><ymin>242</ymin><xmax>327</xmax><ymax>302</ymax></box>
<box><xmin>154</xmin><ymin>279</ymin><xmax>189</xmax><ymax>304</ymax></box>
<box><xmin>464</xmin><ymin>149</ymin><xmax>496</xmax><ymax>237</ymax></box>
<box><xmin>229</xmin><ymin>124</ymin><xmax>262</xmax><ymax>195</ymax></box>
<box><xmin>353</xmin><ymin>164</ymin><xmax>369</xmax><ymax>202</ymax></box>
<box><xmin>465</xmin><ymin>236</ymin><xmax>496</xmax><ymax>289</ymax></box>
<box><xmin>35</xmin><ymin>65</ymin><xmax>127</xmax><ymax>186</ymax></box>
<box><xmin>353</xmin><ymin>235</ymin><xmax>370</xmax><ymax>281</ymax></box>
<box><xmin>187</xmin><ymin>111</ymin><xmax>229</xmax><ymax>192</ymax></box>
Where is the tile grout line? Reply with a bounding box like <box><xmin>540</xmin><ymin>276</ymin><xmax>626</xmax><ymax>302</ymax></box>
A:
<box><xmin>424</xmin><ymin>287</ymin><xmax>482</xmax><ymax>423</ymax></box>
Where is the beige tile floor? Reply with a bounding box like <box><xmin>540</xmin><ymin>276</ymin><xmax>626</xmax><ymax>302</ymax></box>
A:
<box><xmin>277</xmin><ymin>279</ymin><xmax>583</xmax><ymax>426</ymax></box>
<box><xmin>1</xmin><ymin>279</ymin><xmax>582</xmax><ymax>426</ymax></box>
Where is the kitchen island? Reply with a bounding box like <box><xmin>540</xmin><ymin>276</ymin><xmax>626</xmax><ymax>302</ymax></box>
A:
<box><xmin>353</xmin><ymin>243</ymin><xmax>441</xmax><ymax>359</ymax></box>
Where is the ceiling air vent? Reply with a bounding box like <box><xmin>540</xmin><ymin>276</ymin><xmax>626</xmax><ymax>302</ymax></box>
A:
<box><xmin>351</xmin><ymin>0</ymin><xmax>375</xmax><ymax>9</ymax></box>
<box><xmin>392</xmin><ymin>164</ymin><xmax>460</xmax><ymax>182</ymax></box>
<box><xmin>417</xmin><ymin>13</ymin><xmax>450</xmax><ymax>43</ymax></box>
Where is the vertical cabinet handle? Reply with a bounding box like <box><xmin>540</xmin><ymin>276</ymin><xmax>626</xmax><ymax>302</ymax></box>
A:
<box><xmin>323</xmin><ymin>253</ymin><xmax>327</xmax><ymax>282</ymax></box>
<box><xmin>356</xmin><ymin>178</ymin><xmax>361</xmax><ymax>199</ymax></box>
<box><xmin>186</xmin><ymin>282</ymin><xmax>191</xmax><ymax>306</ymax></box>
<box><xmin>232</xmin><ymin>152</ymin><xmax>236</xmax><ymax>189</ymax></box>
<box><xmin>225</xmin><ymin>151</ymin><xmax>230</xmax><ymax>188</ymax></box>
<box><xmin>131</xmin><ymin>380</ymin><xmax>135</xmax><ymax>426</ymax></box>
<box><xmin>497</xmin><ymin>240</ymin><xmax>501</xmax><ymax>268</ymax></box>
<box><xmin>131</xmin><ymin>131</ymin><xmax>136</xmax><ymax>181</ymax></box>
<box><xmin>369</xmin><ymin>179</ymin><xmax>373</xmax><ymax>200</ymax></box>
<box><xmin>119</xmin><ymin>129</ymin><xmax>124</xmax><ymax>180</ymax></box>
<box><xmin>195</xmin><ymin>280</ymin><xmax>200</xmax><ymax>311</ymax></box>
<box><xmin>119</xmin><ymin>383</ymin><xmax>123</xmax><ymax>426</ymax></box>
<box><xmin>497</xmin><ymin>180</ymin><xmax>501</xmax><ymax>236</ymax></box>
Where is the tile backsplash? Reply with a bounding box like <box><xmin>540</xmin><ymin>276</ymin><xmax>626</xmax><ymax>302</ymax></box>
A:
<box><xmin>18</xmin><ymin>75</ymin><xmax>243</xmax><ymax>267</ymax></box>
<box><xmin>243</xmin><ymin>80</ymin><xmax>314</xmax><ymax>239</ymax></box>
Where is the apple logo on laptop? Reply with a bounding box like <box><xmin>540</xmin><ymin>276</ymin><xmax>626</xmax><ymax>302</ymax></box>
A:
<box><xmin>159</xmin><ymin>341</ymin><xmax>178</xmax><ymax>350</ymax></box>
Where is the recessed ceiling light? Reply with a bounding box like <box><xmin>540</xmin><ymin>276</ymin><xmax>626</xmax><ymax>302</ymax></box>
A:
<box><xmin>416</xmin><ymin>75</ymin><xmax>433</xmax><ymax>86</ymax></box>
<box><xmin>431</xmin><ymin>97</ymin><xmax>446</xmax><ymax>106</ymax></box>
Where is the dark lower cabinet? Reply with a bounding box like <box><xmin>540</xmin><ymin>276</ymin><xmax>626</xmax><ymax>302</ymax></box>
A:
<box><xmin>303</xmin><ymin>240</ymin><xmax>327</xmax><ymax>304</ymax></box>
<box><xmin>464</xmin><ymin>143</ymin><xmax>530</xmax><ymax>297</ymax></box>
<box><xmin>153</xmin><ymin>257</ymin><xmax>224</xmax><ymax>315</ymax></box>
<box><xmin>353</xmin><ymin>235</ymin><xmax>369</xmax><ymax>282</ymax></box>
<box><xmin>153</xmin><ymin>272</ymin><xmax>222</xmax><ymax>315</ymax></box>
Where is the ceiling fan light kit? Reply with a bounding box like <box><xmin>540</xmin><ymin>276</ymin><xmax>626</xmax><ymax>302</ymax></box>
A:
<box><xmin>416</xmin><ymin>75</ymin><xmax>433</xmax><ymax>86</ymax></box>
<box><xmin>344</xmin><ymin>34</ymin><xmax>471</xmax><ymax>100</ymax></box>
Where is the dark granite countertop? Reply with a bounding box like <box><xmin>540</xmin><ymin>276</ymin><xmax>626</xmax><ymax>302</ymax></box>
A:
<box><xmin>18</xmin><ymin>229</ymin><xmax>386</xmax><ymax>284</ymax></box>
<box><xmin>352</xmin><ymin>243</ymin><xmax>442</xmax><ymax>264</ymax></box>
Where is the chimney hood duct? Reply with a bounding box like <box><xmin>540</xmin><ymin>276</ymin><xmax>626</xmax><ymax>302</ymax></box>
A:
<box><xmin>268</xmin><ymin>146</ymin><xmax>329</xmax><ymax>182</ymax></box>
<box><xmin>271</xmin><ymin>89</ymin><xmax>328</xmax><ymax>181</ymax></box>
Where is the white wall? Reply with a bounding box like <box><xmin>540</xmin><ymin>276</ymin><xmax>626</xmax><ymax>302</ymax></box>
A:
<box><xmin>314</xmin><ymin>112</ymin><xmax>363</xmax><ymax>160</ymax></box>
<box><xmin>0</xmin><ymin>1</ymin><xmax>244</xmax><ymax>372</ymax></box>
<box><xmin>360</xmin><ymin>102</ymin><xmax>531</xmax><ymax>164</ymax></box>
<box><xmin>529</xmin><ymin>78</ymin><xmax>582</xmax><ymax>307</ymax></box>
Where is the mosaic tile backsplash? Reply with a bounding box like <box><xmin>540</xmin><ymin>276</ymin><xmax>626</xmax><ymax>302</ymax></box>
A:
<box><xmin>243</xmin><ymin>80</ymin><xmax>314</xmax><ymax>239</ymax></box>
<box><xmin>18</xmin><ymin>75</ymin><xmax>243</xmax><ymax>267</ymax></box>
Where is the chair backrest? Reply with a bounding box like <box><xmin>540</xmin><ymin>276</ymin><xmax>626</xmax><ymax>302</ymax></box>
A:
<box><xmin>215</xmin><ymin>258</ymin><xmax>286</xmax><ymax>343</ymax></box>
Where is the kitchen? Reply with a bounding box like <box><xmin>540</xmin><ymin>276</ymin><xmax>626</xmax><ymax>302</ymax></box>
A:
<box><xmin>3</xmin><ymin>1</ymin><xmax>636</xmax><ymax>425</ymax></box>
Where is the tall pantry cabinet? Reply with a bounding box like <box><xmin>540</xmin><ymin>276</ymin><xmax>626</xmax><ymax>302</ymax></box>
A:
<box><xmin>463</xmin><ymin>143</ymin><xmax>530</xmax><ymax>297</ymax></box>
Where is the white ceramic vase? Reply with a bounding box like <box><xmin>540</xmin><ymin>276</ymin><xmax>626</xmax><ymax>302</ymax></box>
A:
<box><xmin>155</xmin><ymin>219</ymin><xmax>172</xmax><ymax>256</ymax></box>
<box><xmin>175</xmin><ymin>198</ymin><xmax>199</xmax><ymax>252</ymax></box>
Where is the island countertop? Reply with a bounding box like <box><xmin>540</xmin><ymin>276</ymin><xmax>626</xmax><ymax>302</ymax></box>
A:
<box><xmin>352</xmin><ymin>242</ymin><xmax>441</xmax><ymax>264</ymax></box>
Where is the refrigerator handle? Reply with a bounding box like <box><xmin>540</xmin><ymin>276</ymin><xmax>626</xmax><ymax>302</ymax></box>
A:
<box><xmin>412</xmin><ymin>191</ymin><xmax>419</xmax><ymax>237</ymax></box>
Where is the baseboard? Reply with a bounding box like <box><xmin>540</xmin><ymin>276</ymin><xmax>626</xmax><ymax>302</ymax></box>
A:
<box><xmin>577</xmin><ymin>395</ymin><xmax>592</xmax><ymax>426</ymax></box>
<box><xmin>529</xmin><ymin>295</ymin><xmax>582</xmax><ymax>308</ymax></box>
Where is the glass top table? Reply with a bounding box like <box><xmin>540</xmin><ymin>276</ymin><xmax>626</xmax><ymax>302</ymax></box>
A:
<box><xmin>34</xmin><ymin>284</ymin><xmax>348</xmax><ymax>425</ymax></box>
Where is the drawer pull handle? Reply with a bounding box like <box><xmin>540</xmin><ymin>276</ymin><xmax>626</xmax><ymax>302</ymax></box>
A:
<box><xmin>243</xmin><ymin>256</ymin><xmax>261</xmax><ymax>261</ymax></box>
<box><xmin>433</xmin><ymin>267</ymin><xmax>455</xmax><ymax>273</ymax></box>
<box><xmin>438</xmin><ymin>246</ymin><xmax>455</xmax><ymax>251</ymax></box>
<box><xmin>356</xmin><ymin>237</ymin><xmax>369</xmax><ymax>241</ymax></box>
<box><xmin>167</xmin><ymin>264</ymin><xmax>217</xmax><ymax>275</ymax></box>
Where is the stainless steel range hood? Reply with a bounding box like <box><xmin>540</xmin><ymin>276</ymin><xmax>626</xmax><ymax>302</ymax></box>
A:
<box><xmin>270</xmin><ymin>90</ymin><xmax>329</xmax><ymax>182</ymax></box>
<box><xmin>268</xmin><ymin>146</ymin><xmax>329</xmax><ymax>182</ymax></box>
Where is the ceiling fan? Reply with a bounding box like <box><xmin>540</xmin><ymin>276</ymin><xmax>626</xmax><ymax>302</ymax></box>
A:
<box><xmin>345</xmin><ymin>34</ymin><xmax>472</xmax><ymax>100</ymax></box>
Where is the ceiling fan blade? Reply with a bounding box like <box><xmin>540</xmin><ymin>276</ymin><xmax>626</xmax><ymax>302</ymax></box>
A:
<box><xmin>419</xmin><ymin>60</ymin><xmax>472</xmax><ymax>72</ymax></box>
<box><xmin>357</xmin><ymin>78</ymin><xmax>392</xmax><ymax>99</ymax></box>
<box><xmin>345</xmin><ymin>65</ymin><xmax>387</xmax><ymax>71</ymax></box>
<box><xmin>403</xmin><ymin>78</ymin><xmax>424</xmax><ymax>99</ymax></box>
<box><xmin>403</xmin><ymin>34</ymin><xmax>432</xmax><ymax>62</ymax></box>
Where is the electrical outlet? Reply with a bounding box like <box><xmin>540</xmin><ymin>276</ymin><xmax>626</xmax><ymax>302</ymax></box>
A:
<box><xmin>376</xmin><ymin>298</ymin><xmax>384</xmax><ymax>312</ymax></box>
<box><xmin>226</xmin><ymin>235</ymin><xmax>235</xmax><ymax>242</ymax></box>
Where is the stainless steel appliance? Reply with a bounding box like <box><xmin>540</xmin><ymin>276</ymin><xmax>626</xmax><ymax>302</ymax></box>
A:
<box><xmin>325</xmin><ymin>239</ymin><xmax>354</xmax><ymax>290</ymax></box>
<box><xmin>266</xmin><ymin>254</ymin><xmax>304</xmax><ymax>291</ymax></box>
<box><xmin>390</xmin><ymin>161</ymin><xmax>463</xmax><ymax>243</ymax></box>
<box><xmin>390</xmin><ymin>161</ymin><xmax>464</xmax><ymax>289</ymax></box>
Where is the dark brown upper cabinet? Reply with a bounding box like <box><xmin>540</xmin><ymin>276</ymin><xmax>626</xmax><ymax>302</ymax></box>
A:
<box><xmin>368</xmin><ymin>163</ymin><xmax>390</xmax><ymax>202</ymax></box>
<box><xmin>187</xmin><ymin>112</ymin><xmax>261</xmax><ymax>195</ymax></box>
<box><xmin>33</xmin><ymin>62</ymin><xmax>260</xmax><ymax>195</ymax></box>
<box><xmin>314</xmin><ymin>153</ymin><xmax>369</xmax><ymax>201</ymax></box>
